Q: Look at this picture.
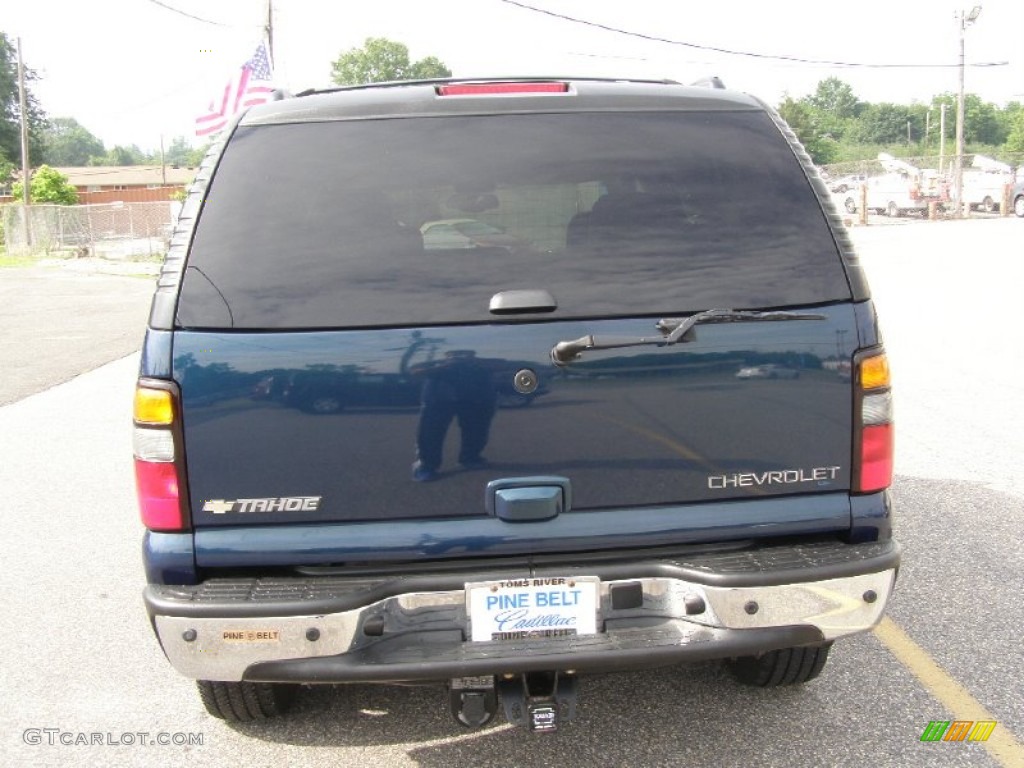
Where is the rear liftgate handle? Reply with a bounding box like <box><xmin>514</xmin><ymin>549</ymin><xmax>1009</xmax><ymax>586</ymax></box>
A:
<box><xmin>485</xmin><ymin>477</ymin><xmax>572</xmax><ymax>522</ymax></box>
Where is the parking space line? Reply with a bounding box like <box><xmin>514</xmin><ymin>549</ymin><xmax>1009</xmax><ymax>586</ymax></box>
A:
<box><xmin>873</xmin><ymin>617</ymin><xmax>1024</xmax><ymax>767</ymax></box>
<box><xmin>595</xmin><ymin>413</ymin><xmax>716</xmax><ymax>469</ymax></box>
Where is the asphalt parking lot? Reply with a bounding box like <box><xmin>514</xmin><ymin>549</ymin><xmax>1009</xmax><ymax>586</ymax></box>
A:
<box><xmin>0</xmin><ymin>217</ymin><xmax>1022</xmax><ymax>767</ymax></box>
<box><xmin>0</xmin><ymin>261</ymin><xmax>155</xmax><ymax>406</ymax></box>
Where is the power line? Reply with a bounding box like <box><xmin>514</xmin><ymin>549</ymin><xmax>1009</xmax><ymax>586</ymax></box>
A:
<box><xmin>145</xmin><ymin>0</ymin><xmax>234</xmax><ymax>27</ymax></box>
<box><xmin>104</xmin><ymin>76</ymin><xmax>211</xmax><ymax>117</ymax></box>
<box><xmin>498</xmin><ymin>0</ymin><xmax>1009</xmax><ymax>69</ymax></box>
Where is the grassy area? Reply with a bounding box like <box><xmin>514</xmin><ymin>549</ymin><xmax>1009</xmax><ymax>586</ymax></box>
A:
<box><xmin>0</xmin><ymin>249</ymin><xmax>41</xmax><ymax>268</ymax></box>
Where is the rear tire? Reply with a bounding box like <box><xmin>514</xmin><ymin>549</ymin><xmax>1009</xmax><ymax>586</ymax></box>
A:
<box><xmin>981</xmin><ymin>196</ymin><xmax>995</xmax><ymax>213</ymax></box>
<box><xmin>1014</xmin><ymin>195</ymin><xmax>1024</xmax><ymax>218</ymax></box>
<box><xmin>726</xmin><ymin>643</ymin><xmax>832</xmax><ymax>687</ymax></box>
<box><xmin>197</xmin><ymin>680</ymin><xmax>297</xmax><ymax>721</ymax></box>
<box><xmin>886</xmin><ymin>202</ymin><xmax>899</xmax><ymax>218</ymax></box>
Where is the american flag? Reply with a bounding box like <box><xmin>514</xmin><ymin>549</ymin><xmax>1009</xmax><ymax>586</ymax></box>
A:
<box><xmin>195</xmin><ymin>41</ymin><xmax>274</xmax><ymax>137</ymax></box>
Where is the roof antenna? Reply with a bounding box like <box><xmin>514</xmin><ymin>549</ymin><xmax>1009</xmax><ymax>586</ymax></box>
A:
<box><xmin>691</xmin><ymin>76</ymin><xmax>726</xmax><ymax>89</ymax></box>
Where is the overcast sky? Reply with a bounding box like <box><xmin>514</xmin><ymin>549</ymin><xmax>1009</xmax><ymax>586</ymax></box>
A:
<box><xmin>6</xmin><ymin>0</ymin><xmax>1023</xmax><ymax>152</ymax></box>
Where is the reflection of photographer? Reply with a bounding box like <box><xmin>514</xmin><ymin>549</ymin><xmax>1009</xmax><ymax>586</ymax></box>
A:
<box><xmin>411</xmin><ymin>350</ymin><xmax>497</xmax><ymax>482</ymax></box>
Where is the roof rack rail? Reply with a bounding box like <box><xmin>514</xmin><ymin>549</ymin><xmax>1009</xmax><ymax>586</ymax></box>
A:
<box><xmin>691</xmin><ymin>76</ymin><xmax>726</xmax><ymax>90</ymax></box>
<box><xmin>294</xmin><ymin>76</ymin><xmax>682</xmax><ymax>99</ymax></box>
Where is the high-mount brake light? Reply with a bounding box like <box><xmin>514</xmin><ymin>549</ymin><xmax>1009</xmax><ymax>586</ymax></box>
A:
<box><xmin>854</xmin><ymin>350</ymin><xmax>894</xmax><ymax>493</ymax></box>
<box><xmin>133</xmin><ymin>381</ymin><xmax>188</xmax><ymax>532</ymax></box>
<box><xmin>437</xmin><ymin>82</ymin><xmax>568</xmax><ymax>96</ymax></box>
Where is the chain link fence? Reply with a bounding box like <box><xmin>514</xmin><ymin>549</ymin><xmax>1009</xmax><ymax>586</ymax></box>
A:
<box><xmin>1</xmin><ymin>201</ymin><xmax>179</xmax><ymax>258</ymax></box>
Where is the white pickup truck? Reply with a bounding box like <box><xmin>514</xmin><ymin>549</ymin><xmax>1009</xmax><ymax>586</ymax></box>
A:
<box><xmin>961</xmin><ymin>171</ymin><xmax>1012</xmax><ymax>212</ymax></box>
<box><xmin>863</xmin><ymin>154</ymin><xmax>948</xmax><ymax>217</ymax></box>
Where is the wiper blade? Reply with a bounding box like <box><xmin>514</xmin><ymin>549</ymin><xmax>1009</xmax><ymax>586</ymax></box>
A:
<box><xmin>550</xmin><ymin>309</ymin><xmax>826</xmax><ymax>366</ymax></box>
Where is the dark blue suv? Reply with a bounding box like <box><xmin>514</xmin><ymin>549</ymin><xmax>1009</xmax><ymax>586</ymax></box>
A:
<box><xmin>134</xmin><ymin>78</ymin><xmax>899</xmax><ymax>732</ymax></box>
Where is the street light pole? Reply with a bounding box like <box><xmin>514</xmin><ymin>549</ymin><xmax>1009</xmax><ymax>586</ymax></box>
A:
<box><xmin>954</xmin><ymin>6</ymin><xmax>982</xmax><ymax>218</ymax></box>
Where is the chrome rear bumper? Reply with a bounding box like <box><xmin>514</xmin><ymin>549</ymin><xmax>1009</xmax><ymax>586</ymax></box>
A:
<box><xmin>147</xmin><ymin>539</ymin><xmax>899</xmax><ymax>682</ymax></box>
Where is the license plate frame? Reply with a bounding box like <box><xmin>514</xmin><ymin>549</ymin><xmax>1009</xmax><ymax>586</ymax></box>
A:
<box><xmin>466</xmin><ymin>576</ymin><xmax>600</xmax><ymax>642</ymax></box>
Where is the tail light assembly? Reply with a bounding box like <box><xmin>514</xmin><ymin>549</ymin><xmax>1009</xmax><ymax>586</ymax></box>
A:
<box><xmin>853</xmin><ymin>349</ymin><xmax>894</xmax><ymax>493</ymax></box>
<box><xmin>133</xmin><ymin>380</ymin><xmax>190</xmax><ymax>531</ymax></box>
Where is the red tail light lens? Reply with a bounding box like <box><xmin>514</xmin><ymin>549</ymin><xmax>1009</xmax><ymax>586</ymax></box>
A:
<box><xmin>859</xmin><ymin>424</ymin><xmax>894</xmax><ymax>493</ymax></box>
<box><xmin>135</xmin><ymin>459</ymin><xmax>184</xmax><ymax>531</ymax></box>
<box><xmin>437</xmin><ymin>82</ymin><xmax>568</xmax><ymax>96</ymax></box>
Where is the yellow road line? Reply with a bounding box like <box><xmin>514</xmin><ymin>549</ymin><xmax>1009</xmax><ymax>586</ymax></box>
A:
<box><xmin>595</xmin><ymin>413</ymin><xmax>710</xmax><ymax>467</ymax></box>
<box><xmin>874</xmin><ymin>617</ymin><xmax>1024</xmax><ymax>767</ymax></box>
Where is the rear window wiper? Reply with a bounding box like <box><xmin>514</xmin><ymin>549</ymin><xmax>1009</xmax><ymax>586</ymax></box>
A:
<box><xmin>550</xmin><ymin>309</ymin><xmax>826</xmax><ymax>366</ymax></box>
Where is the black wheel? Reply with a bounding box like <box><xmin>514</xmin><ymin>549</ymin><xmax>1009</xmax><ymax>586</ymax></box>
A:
<box><xmin>981</xmin><ymin>196</ymin><xmax>995</xmax><ymax>213</ymax></box>
<box><xmin>836</xmin><ymin>184</ymin><xmax>848</xmax><ymax>193</ymax></box>
<box><xmin>886</xmin><ymin>202</ymin><xmax>899</xmax><ymax>218</ymax></box>
<box><xmin>197</xmin><ymin>680</ymin><xmax>297</xmax><ymax>722</ymax></box>
<box><xmin>726</xmin><ymin>643</ymin><xmax>832</xmax><ymax>687</ymax></box>
<box><xmin>1014</xmin><ymin>195</ymin><xmax>1024</xmax><ymax>218</ymax></box>
<box><xmin>844</xmin><ymin>197</ymin><xmax>857</xmax><ymax>214</ymax></box>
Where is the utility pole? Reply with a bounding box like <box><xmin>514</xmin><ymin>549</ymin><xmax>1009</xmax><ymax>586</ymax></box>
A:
<box><xmin>17</xmin><ymin>37</ymin><xmax>32</xmax><ymax>246</ymax></box>
<box><xmin>954</xmin><ymin>6</ymin><xmax>982</xmax><ymax>219</ymax></box>
<box><xmin>160</xmin><ymin>134</ymin><xmax>167</xmax><ymax>185</ymax></box>
<box><xmin>939</xmin><ymin>103</ymin><xmax>947</xmax><ymax>174</ymax></box>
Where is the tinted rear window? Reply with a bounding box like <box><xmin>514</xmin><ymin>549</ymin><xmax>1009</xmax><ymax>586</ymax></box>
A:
<box><xmin>178</xmin><ymin>111</ymin><xmax>849</xmax><ymax>329</ymax></box>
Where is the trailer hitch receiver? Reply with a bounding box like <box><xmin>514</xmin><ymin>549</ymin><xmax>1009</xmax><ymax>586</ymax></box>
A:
<box><xmin>498</xmin><ymin>671</ymin><xmax>579</xmax><ymax>732</ymax></box>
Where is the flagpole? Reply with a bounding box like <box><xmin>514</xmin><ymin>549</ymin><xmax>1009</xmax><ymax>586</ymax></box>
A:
<box><xmin>265</xmin><ymin>0</ymin><xmax>274</xmax><ymax>65</ymax></box>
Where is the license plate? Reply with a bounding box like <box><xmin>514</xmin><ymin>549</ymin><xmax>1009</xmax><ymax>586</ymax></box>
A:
<box><xmin>466</xmin><ymin>576</ymin><xmax>599</xmax><ymax>642</ymax></box>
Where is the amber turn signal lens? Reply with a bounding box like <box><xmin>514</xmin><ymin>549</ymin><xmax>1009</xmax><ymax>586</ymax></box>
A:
<box><xmin>134</xmin><ymin>387</ymin><xmax>174</xmax><ymax>425</ymax></box>
<box><xmin>860</xmin><ymin>354</ymin><xmax>890</xmax><ymax>390</ymax></box>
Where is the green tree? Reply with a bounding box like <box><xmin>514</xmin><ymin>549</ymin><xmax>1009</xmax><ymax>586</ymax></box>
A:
<box><xmin>90</xmin><ymin>143</ymin><xmax>150</xmax><ymax>166</ymax></box>
<box><xmin>845</xmin><ymin>103</ymin><xmax>911</xmax><ymax>145</ymax></box>
<box><xmin>0</xmin><ymin>154</ymin><xmax>13</xmax><ymax>185</ymax></box>
<box><xmin>163</xmin><ymin>135</ymin><xmax>206</xmax><ymax>167</ymax></box>
<box><xmin>11</xmin><ymin>164</ymin><xmax>78</xmax><ymax>204</ymax></box>
<box><xmin>805</xmin><ymin>77</ymin><xmax>861</xmax><ymax>119</ymax></box>
<box><xmin>801</xmin><ymin>78</ymin><xmax>862</xmax><ymax>143</ymax></box>
<box><xmin>41</xmin><ymin>117</ymin><xmax>105</xmax><ymax>166</ymax></box>
<box><xmin>1005</xmin><ymin>110</ymin><xmax>1024</xmax><ymax>155</ymax></box>
<box><xmin>778</xmin><ymin>96</ymin><xmax>838</xmax><ymax>164</ymax></box>
<box><xmin>330</xmin><ymin>37</ymin><xmax>451</xmax><ymax>85</ymax></box>
<box><xmin>929</xmin><ymin>93</ymin><xmax>1007</xmax><ymax>146</ymax></box>
<box><xmin>0</xmin><ymin>32</ymin><xmax>47</xmax><ymax>168</ymax></box>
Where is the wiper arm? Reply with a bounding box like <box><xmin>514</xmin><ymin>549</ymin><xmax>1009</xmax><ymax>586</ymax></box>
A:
<box><xmin>550</xmin><ymin>309</ymin><xmax>826</xmax><ymax>366</ymax></box>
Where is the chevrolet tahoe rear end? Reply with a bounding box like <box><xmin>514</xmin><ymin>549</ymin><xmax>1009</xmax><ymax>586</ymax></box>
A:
<box><xmin>135</xmin><ymin>79</ymin><xmax>899</xmax><ymax>730</ymax></box>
